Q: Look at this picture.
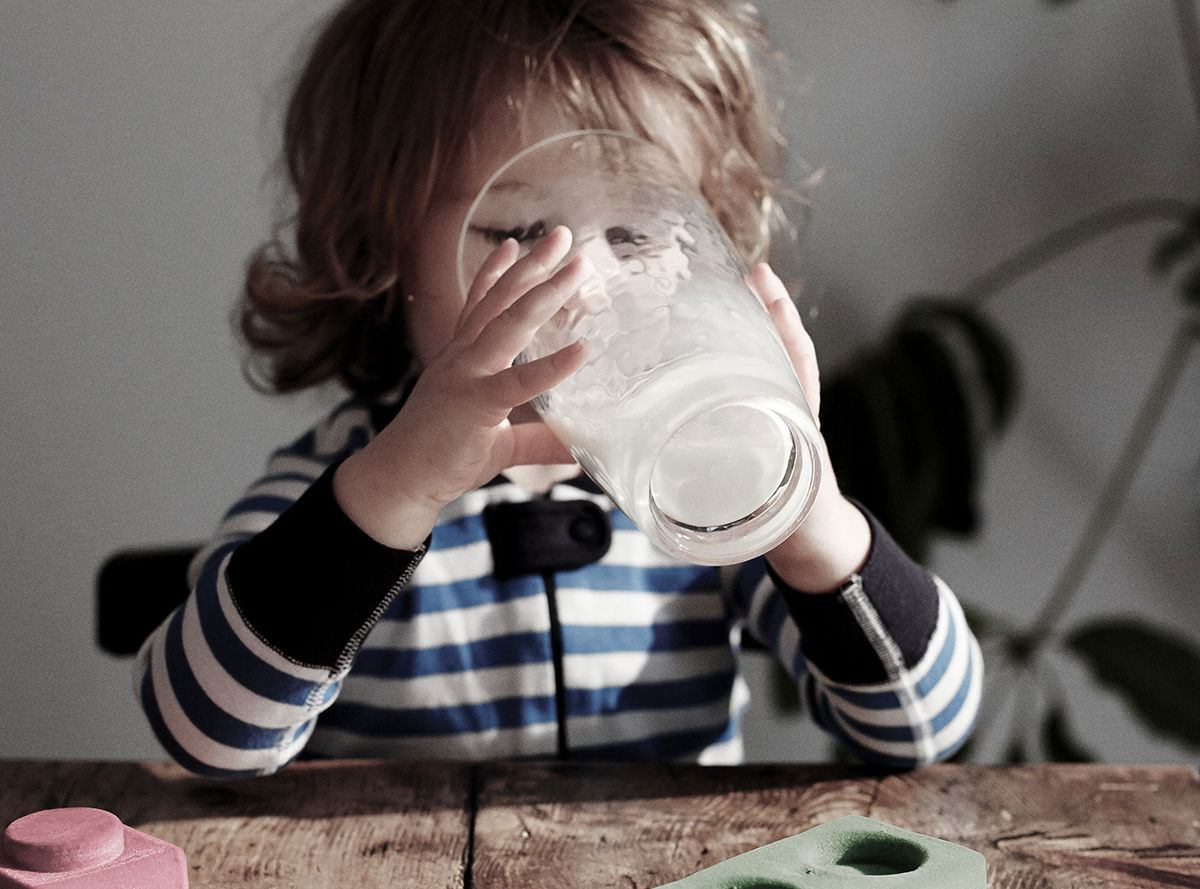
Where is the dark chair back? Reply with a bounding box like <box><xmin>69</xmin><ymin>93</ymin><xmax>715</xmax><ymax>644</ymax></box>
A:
<box><xmin>96</xmin><ymin>546</ymin><xmax>199</xmax><ymax>656</ymax></box>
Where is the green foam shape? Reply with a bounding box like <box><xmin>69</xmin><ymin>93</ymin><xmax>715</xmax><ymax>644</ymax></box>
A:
<box><xmin>653</xmin><ymin>815</ymin><xmax>986</xmax><ymax>889</ymax></box>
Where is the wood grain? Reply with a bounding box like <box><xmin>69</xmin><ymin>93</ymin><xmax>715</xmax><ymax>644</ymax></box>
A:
<box><xmin>471</xmin><ymin>762</ymin><xmax>1200</xmax><ymax>889</ymax></box>
<box><xmin>471</xmin><ymin>761</ymin><xmax>881</xmax><ymax>889</ymax></box>
<box><xmin>2</xmin><ymin>760</ymin><xmax>1197</xmax><ymax>888</ymax></box>
<box><xmin>0</xmin><ymin>759</ymin><xmax>471</xmax><ymax>889</ymax></box>
<box><xmin>868</xmin><ymin>764</ymin><xmax>1200</xmax><ymax>888</ymax></box>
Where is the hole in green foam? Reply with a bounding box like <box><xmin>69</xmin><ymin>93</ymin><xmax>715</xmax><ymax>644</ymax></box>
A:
<box><xmin>832</xmin><ymin>835</ymin><xmax>927</xmax><ymax>875</ymax></box>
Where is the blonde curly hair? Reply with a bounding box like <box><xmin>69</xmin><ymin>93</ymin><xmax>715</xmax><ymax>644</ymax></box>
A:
<box><xmin>240</xmin><ymin>0</ymin><xmax>786</xmax><ymax>395</ymax></box>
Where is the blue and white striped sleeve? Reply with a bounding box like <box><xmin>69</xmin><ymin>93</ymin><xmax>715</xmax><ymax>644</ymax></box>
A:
<box><xmin>133</xmin><ymin>402</ymin><xmax>423</xmax><ymax>778</ymax></box>
<box><xmin>746</xmin><ymin>505</ymin><xmax>983</xmax><ymax>767</ymax></box>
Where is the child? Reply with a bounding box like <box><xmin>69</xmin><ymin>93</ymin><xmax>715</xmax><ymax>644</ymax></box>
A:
<box><xmin>134</xmin><ymin>0</ymin><xmax>982</xmax><ymax>776</ymax></box>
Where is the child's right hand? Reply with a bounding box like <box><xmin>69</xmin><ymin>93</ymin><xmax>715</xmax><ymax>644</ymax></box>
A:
<box><xmin>332</xmin><ymin>226</ymin><xmax>590</xmax><ymax>550</ymax></box>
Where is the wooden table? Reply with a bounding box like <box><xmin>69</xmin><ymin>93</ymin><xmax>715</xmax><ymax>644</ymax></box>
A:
<box><xmin>0</xmin><ymin>759</ymin><xmax>1196</xmax><ymax>888</ymax></box>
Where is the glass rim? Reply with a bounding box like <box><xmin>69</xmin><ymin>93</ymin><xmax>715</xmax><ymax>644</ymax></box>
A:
<box><xmin>454</xmin><ymin>128</ymin><xmax>661</xmax><ymax>299</ymax></box>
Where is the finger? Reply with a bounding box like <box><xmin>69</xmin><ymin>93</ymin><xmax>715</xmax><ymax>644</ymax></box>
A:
<box><xmin>471</xmin><ymin>252</ymin><xmax>594</xmax><ymax>370</ymax></box>
<box><xmin>751</xmin><ymin>263</ymin><xmax>821</xmax><ymax>418</ymax></box>
<box><xmin>460</xmin><ymin>237</ymin><xmax>520</xmax><ymax>328</ymax></box>
<box><xmin>484</xmin><ymin>337</ymin><xmax>589</xmax><ymax>410</ymax></box>
<box><xmin>505</xmin><ymin>420</ymin><xmax>577</xmax><ymax>468</ymax></box>
<box><xmin>459</xmin><ymin>226</ymin><xmax>573</xmax><ymax>341</ymax></box>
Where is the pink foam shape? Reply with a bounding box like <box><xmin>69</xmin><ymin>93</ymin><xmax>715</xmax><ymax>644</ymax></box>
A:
<box><xmin>0</xmin><ymin>808</ymin><xmax>188</xmax><ymax>888</ymax></box>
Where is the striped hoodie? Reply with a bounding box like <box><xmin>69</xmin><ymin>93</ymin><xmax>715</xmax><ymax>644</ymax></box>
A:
<box><xmin>134</xmin><ymin>396</ymin><xmax>982</xmax><ymax>777</ymax></box>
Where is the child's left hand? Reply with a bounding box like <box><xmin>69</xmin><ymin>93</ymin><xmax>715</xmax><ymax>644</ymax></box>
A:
<box><xmin>749</xmin><ymin>264</ymin><xmax>872</xmax><ymax>593</ymax></box>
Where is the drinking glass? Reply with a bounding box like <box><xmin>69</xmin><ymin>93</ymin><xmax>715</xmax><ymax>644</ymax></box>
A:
<box><xmin>457</xmin><ymin>130</ymin><xmax>821</xmax><ymax>565</ymax></box>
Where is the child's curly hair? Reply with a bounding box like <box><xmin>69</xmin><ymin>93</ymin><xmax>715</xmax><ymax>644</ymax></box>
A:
<box><xmin>240</xmin><ymin>0</ymin><xmax>786</xmax><ymax>396</ymax></box>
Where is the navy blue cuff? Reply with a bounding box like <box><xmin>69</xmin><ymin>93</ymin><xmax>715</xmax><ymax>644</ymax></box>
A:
<box><xmin>227</xmin><ymin>464</ymin><xmax>425</xmax><ymax>670</ymax></box>
<box><xmin>772</xmin><ymin>503</ymin><xmax>939</xmax><ymax>684</ymax></box>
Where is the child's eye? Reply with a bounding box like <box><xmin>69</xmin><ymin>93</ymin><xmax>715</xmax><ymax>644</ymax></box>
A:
<box><xmin>473</xmin><ymin>220</ymin><xmax>549</xmax><ymax>246</ymax></box>
<box><xmin>605</xmin><ymin>226</ymin><xmax>648</xmax><ymax>248</ymax></box>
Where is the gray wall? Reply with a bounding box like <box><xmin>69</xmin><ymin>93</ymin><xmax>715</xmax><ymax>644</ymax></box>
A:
<box><xmin>2</xmin><ymin>0</ymin><xmax>1196</xmax><ymax>763</ymax></box>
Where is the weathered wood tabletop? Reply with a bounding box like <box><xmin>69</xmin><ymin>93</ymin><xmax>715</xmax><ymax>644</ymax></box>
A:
<box><xmin>0</xmin><ymin>759</ymin><xmax>1196</xmax><ymax>888</ymax></box>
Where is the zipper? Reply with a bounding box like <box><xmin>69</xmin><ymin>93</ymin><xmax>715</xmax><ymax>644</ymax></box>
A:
<box><xmin>542</xmin><ymin>570</ymin><xmax>570</xmax><ymax>760</ymax></box>
<box><xmin>329</xmin><ymin>543</ymin><xmax>426</xmax><ymax>677</ymax></box>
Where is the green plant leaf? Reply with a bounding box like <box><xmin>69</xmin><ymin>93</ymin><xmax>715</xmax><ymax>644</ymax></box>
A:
<box><xmin>948</xmin><ymin>735</ymin><xmax>976</xmax><ymax>763</ymax></box>
<box><xmin>899</xmin><ymin>298</ymin><xmax>1021</xmax><ymax>433</ymax></box>
<box><xmin>959</xmin><ymin>602</ymin><xmax>996</xmax><ymax>639</ymax></box>
<box><xmin>1181</xmin><ymin>263</ymin><xmax>1200</xmax><ymax>306</ymax></box>
<box><xmin>1066</xmin><ymin>618</ymin><xmax>1200</xmax><ymax>750</ymax></box>
<box><xmin>1004</xmin><ymin>738</ymin><xmax>1027</xmax><ymax>764</ymax></box>
<box><xmin>1041</xmin><ymin>704</ymin><xmax>1095</xmax><ymax>762</ymax></box>
<box><xmin>1150</xmin><ymin>229</ymin><xmax>1199</xmax><ymax>275</ymax></box>
<box><xmin>1149</xmin><ymin>209</ymin><xmax>1200</xmax><ymax>305</ymax></box>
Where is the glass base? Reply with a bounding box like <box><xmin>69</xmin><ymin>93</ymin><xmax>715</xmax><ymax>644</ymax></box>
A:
<box><xmin>646</xmin><ymin>399</ymin><xmax>821</xmax><ymax>565</ymax></box>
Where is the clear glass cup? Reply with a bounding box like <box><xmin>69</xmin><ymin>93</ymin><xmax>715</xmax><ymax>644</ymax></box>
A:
<box><xmin>456</xmin><ymin>130</ymin><xmax>821</xmax><ymax>565</ymax></box>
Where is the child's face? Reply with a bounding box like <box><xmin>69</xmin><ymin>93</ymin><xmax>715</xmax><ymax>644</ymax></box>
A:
<box><xmin>402</xmin><ymin>103</ymin><xmax>570</xmax><ymax>371</ymax></box>
<box><xmin>401</xmin><ymin>101</ymin><xmax>706</xmax><ymax>375</ymax></box>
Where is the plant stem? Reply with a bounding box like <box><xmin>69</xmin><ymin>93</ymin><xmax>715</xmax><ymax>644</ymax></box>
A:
<box><xmin>1173</xmin><ymin>0</ymin><xmax>1200</xmax><ymax>128</ymax></box>
<box><xmin>958</xmin><ymin>3</ymin><xmax>1200</xmax><ymax>305</ymax></box>
<box><xmin>968</xmin><ymin>639</ymin><xmax>1018</xmax><ymax>756</ymax></box>
<box><xmin>961</xmin><ymin>198</ymin><xmax>1195</xmax><ymax>307</ymax></box>
<box><xmin>1027</xmin><ymin>314</ymin><xmax>1200</xmax><ymax>641</ymax></box>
